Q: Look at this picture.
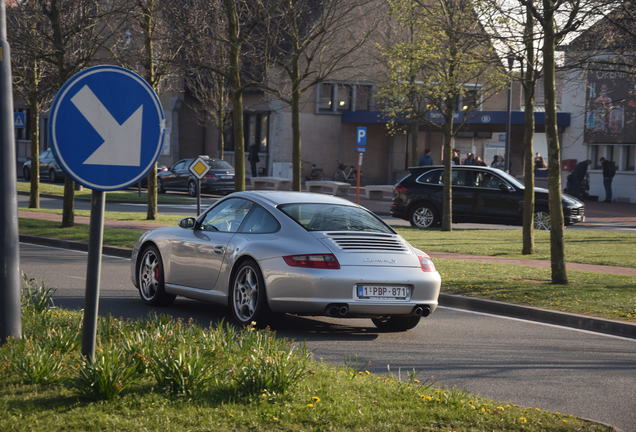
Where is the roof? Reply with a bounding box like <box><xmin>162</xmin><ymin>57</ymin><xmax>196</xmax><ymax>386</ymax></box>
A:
<box><xmin>233</xmin><ymin>190</ymin><xmax>356</xmax><ymax>207</ymax></box>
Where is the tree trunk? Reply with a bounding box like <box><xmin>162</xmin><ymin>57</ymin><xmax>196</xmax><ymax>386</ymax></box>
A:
<box><xmin>441</xmin><ymin>109</ymin><xmax>454</xmax><ymax>231</ymax></box>
<box><xmin>521</xmin><ymin>2</ymin><xmax>536</xmax><ymax>255</ymax></box>
<box><xmin>225</xmin><ymin>0</ymin><xmax>245</xmax><ymax>191</ymax></box>
<box><xmin>28</xmin><ymin>100</ymin><xmax>40</xmax><ymax>209</ymax></box>
<box><xmin>409</xmin><ymin>121</ymin><xmax>419</xmax><ymax>167</ymax></box>
<box><xmin>144</xmin><ymin>0</ymin><xmax>158</xmax><ymax>220</ymax></box>
<box><xmin>291</xmin><ymin>59</ymin><xmax>301</xmax><ymax>191</ymax></box>
<box><xmin>217</xmin><ymin>120</ymin><xmax>225</xmax><ymax>160</ymax></box>
<box><xmin>542</xmin><ymin>0</ymin><xmax>567</xmax><ymax>284</ymax></box>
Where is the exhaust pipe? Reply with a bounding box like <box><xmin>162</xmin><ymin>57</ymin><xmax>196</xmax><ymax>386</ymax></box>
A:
<box><xmin>325</xmin><ymin>303</ymin><xmax>349</xmax><ymax>317</ymax></box>
<box><xmin>338</xmin><ymin>305</ymin><xmax>349</xmax><ymax>317</ymax></box>
<box><xmin>413</xmin><ymin>305</ymin><xmax>431</xmax><ymax>317</ymax></box>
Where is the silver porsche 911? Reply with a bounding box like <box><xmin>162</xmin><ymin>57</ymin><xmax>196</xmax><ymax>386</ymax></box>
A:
<box><xmin>131</xmin><ymin>191</ymin><xmax>441</xmax><ymax>331</ymax></box>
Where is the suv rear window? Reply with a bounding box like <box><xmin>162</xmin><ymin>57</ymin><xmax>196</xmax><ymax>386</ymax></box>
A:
<box><xmin>278</xmin><ymin>203</ymin><xmax>392</xmax><ymax>233</ymax></box>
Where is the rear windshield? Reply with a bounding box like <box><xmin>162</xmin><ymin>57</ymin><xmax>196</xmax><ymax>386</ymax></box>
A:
<box><xmin>209</xmin><ymin>160</ymin><xmax>233</xmax><ymax>170</ymax></box>
<box><xmin>278</xmin><ymin>203</ymin><xmax>393</xmax><ymax>233</ymax></box>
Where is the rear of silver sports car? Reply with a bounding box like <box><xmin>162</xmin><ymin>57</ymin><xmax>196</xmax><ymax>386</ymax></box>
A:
<box><xmin>260</xmin><ymin>231</ymin><xmax>441</xmax><ymax>318</ymax></box>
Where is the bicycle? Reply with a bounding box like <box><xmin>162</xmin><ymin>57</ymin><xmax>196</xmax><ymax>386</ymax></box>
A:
<box><xmin>334</xmin><ymin>162</ymin><xmax>357</xmax><ymax>184</ymax></box>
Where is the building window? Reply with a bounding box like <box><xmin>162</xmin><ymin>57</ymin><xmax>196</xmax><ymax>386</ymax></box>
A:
<box><xmin>224</xmin><ymin>112</ymin><xmax>269</xmax><ymax>153</ymax></box>
<box><xmin>592</xmin><ymin>144</ymin><xmax>621</xmax><ymax>169</ymax></box>
<box><xmin>316</xmin><ymin>82</ymin><xmax>373</xmax><ymax>114</ymax></box>
<box><xmin>458</xmin><ymin>85</ymin><xmax>483</xmax><ymax>111</ymax></box>
<box><xmin>318</xmin><ymin>83</ymin><xmax>335</xmax><ymax>112</ymax></box>
<box><xmin>624</xmin><ymin>145</ymin><xmax>635</xmax><ymax>171</ymax></box>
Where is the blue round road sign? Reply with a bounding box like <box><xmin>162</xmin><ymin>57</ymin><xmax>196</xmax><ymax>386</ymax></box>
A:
<box><xmin>49</xmin><ymin>65</ymin><xmax>165</xmax><ymax>191</ymax></box>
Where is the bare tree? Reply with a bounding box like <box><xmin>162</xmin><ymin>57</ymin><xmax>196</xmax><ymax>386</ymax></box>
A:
<box><xmin>29</xmin><ymin>0</ymin><xmax>125</xmax><ymax>227</ymax></box>
<box><xmin>263</xmin><ymin>0</ymin><xmax>374</xmax><ymax>191</ymax></box>
<box><xmin>7</xmin><ymin>0</ymin><xmax>54</xmax><ymax>209</ymax></box>
<box><xmin>171</xmin><ymin>0</ymin><xmax>272</xmax><ymax>192</ymax></box>
<box><xmin>111</xmin><ymin>0</ymin><xmax>179</xmax><ymax>220</ymax></box>
<box><xmin>379</xmin><ymin>0</ymin><xmax>506</xmax><ymax>231</ymax></box>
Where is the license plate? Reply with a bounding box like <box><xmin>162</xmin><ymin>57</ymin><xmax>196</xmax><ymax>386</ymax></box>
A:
<box><xmin>356</xmin><ymin>285</ymin><xmax>410</xmax><ymax>300</ymax></box>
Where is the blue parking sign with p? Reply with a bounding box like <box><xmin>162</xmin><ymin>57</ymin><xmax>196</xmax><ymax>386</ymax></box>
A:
<box><xmin>356</xmin><ymin>126</ymin><xmax>367</xmax><ymax>146</ymax></box>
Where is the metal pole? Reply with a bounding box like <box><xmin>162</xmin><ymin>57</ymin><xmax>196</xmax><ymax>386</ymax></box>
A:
<box><xmin>355</xmin><ymin>153</ymin><xmax>362</xmax><ymax>204</ymax></box>
<box><xmin>505</xmin><ymin>55</ymin><xmax>514</xmax><ymax>173</ymax></box>
<box><xmin>81</xmin><ymin>190</ymin><xmax>105</xmax><ymax>360</ymax></box>
<box><xmin>0</xmin><ymin>0</ymin><xmax>22</xmax><ymax>344</ymax></box>
<box><xmin>196</xmin><ymin>178</ymin><xmax>201</xmax><ymax>216</ymax></box>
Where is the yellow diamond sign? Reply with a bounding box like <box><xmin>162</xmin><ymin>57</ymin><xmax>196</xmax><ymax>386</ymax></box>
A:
<box><xmin>189</xmin><ymin>156</ymin><xmax>210</xmax><ymax>179</ymax></box>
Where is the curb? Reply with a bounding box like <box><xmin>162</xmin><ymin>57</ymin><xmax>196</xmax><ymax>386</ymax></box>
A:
<box><xmin>16</xmin><ymin>190</ymin><xmax>193</xmax><ymax>205</ymax></box>
<box><xmin>18</xmin><ymin>235</ymin><xmax>636</xmax><ymax>340</ymax></box>
<box><xmin>440</xmin><ymin>293</ymin><xmax>635</xmax><ymax>339</ymax></box>
<box><xmin>19</xmin><ymin>235</ymin><xmax>131</xmax><ymax>259</ymax></box>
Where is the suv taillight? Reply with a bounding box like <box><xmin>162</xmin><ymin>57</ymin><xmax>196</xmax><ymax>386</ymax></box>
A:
<box><xmin>204</xmin><ymin>173</ymin><xmax>217</xmax><ymax>179</ymax></box>
<box><xmin>395</xmin><ymin>185</ymin><xmax>408</xmax><ymax>194</ymax></box>
<box><xmin>283</xmin><ymin>254</ymin><xmax>340</xmax><ymax>269</ymax></box>
<box><xmin>418</xmin><ymin>256</ymin><xmax>436</xmax><ymax>272</ymax></box>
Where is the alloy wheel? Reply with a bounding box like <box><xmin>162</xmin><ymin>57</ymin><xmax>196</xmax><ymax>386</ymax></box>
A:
<box><xmin>534</xmin><ymin>210</ymin><xmax>551</xmax><ymax>230</ymax></box>
<box><xmin>412</xmin><ymin>206</ymin><xmax>435</xmax><ymax>228</ymax></box>
<box><xmin>233</xmin><ymin>266</ymin><xmax>259</xmax><ymax>323</ymax></box>
<box><xmin>139</xmin><ymin>249</ymin><xmax>160</xmax><ymax>301</ymax></box>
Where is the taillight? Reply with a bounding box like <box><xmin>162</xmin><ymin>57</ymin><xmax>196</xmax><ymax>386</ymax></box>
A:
<box><xmin>205</xmin><ymin>173</ymin><xmax>217</xmax><ymax>179</ymax></box>
<box><xmin>394</xmin><ymin>185</ymin><xmax>408</xmax><ymax>194</ymax></box>
<box><xmin>283</xmin><ymin>254</ymin><xmax>340</xmax><ymax>269</ymax></box>
<box><xmin>418</xmin><ymin>256</ymin><xmax>436</xmax><ymax>272</ymax></box>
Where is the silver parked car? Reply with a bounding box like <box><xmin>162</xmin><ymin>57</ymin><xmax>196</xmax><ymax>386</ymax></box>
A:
<box><xmin>131</xmin><ymin>191</ymin><xmax>441</xmax><ymax>331</ymax></box>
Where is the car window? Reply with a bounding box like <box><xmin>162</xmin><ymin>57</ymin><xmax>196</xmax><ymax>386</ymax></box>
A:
<box><xmin>452</xmin><ymin>170</ymin><xmax>475</xmax><ymax>186</ymax></box>
<box><xmin>173</xmin><ymin>160</ymin><xmax>187</xmax><ymax>170</ymax></box>
<box><xmin>279</xmin><ymin>203</ymin><xmax>393</xmax><ymax>233</ymax></box>
<box><xmin>239</xmin><ymin>205</ymin><xmax>280</xmax><ymax>233</ymax></box>
<box><xmin>200</xmin><ymin>198</ymin><xmax>253</xmax><ymax>233</ymax></box>
<box><xmin>417</xmin><ymin>169</ymin><xmax>442</xmax><ymax>185</ymax></box>
<box><xmin>474</xmin><ymin>172</ymin><xmax>505</xmax><ymax>189</ymax></box>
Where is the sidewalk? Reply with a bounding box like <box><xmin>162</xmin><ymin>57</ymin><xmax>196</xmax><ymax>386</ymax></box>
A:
<box><xmin>18</xmin><ymin>208</ymin><xmax>636</xmax><ymax>277</ymax></box>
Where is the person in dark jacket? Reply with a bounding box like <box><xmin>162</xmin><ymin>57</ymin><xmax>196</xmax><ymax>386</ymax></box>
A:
<box><xmin>567</xmin><ymin>159</ymin><xmax>590</xmax><ymax>199</ymax></box>
<box><xmin>248</xmin><ymin>144</ymin><xmax>260</xmax><ymax>177</ymax></box>
<box><xmin>600</xmin><ymin>157</ymin><xmax>617</xmax><ymax>202</ymax></box>
<box><xmin>419</xmin><ymin>149</ymin><xmax>433</xmax><ymax>165</ymax></box>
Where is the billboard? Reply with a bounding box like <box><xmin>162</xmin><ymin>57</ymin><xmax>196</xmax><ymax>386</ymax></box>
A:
<box><xmin>585</xmin><ymin>67</ymin><xmax>636</xmax><ymax>144</ymax></box>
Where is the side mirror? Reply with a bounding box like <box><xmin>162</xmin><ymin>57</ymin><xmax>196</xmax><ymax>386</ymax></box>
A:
<box><xmin>499</xmin><ymin>183</ymin><xmax>513</xmax><ymax>192</ymax></box>
<box><xmin>179</xmin><ymin>217</ymin><xmax>196</xmax><ymax>229</ymax></box>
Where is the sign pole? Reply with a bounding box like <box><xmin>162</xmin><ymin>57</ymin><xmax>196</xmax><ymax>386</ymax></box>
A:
<box><xmin>356</xmin><ymin>153</ymin><xmax>363</xmax><ymax>205</ymax></box>
<box><xmin>81</xmin><ymin>190</ymin><xmax>105</xmax><ymax>361</ymax></box>
<box><xmin>0</xmin><ymin>1</ymin><xmax>22</xmax><ymax>344</ymax></box>
<box><xmin>196</xmin><ymin>178</ymin><xmax>201</xmax><ymax>216</ymax></box>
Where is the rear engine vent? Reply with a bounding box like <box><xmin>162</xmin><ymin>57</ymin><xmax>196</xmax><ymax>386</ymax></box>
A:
<box><xmin>326</xmin><ymin>232</ymin><xmax>408</xmax><ymax>252</ymax></box>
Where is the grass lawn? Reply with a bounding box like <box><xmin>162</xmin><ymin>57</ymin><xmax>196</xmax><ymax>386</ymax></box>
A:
<box><xmin>437</xmin><ymin>259</ymin><xmax>636</xmax><ymax>321</ymax></box>
<box><xmin>0</xmin><ymin>308</ymin><xmax>610</xmax><ymax>432</ymax></box>
<box><xmin>19</xmin><ymin>218</ymin><xmax>142</xmax><ymax>249</ymax></box>
<box><xmin>396</xmin><ymin>227</ymin><xmax>636</xmax><ymax>268</ymax></box>
<box><xmin>18</xmin><ymin>181</ymin><xmax>192</xmax><ymax>204</ymax></box>
<box><xmin>21</xmin><ymin>207</ymin><xmax>183</xmax><ymax>227</ymax></box>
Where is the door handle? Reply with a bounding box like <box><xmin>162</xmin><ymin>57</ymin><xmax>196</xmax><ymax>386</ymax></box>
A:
<box><xmin>213</xmin><ymin>245</ymin><xmax>225</xmax><ymax>255</ymax></box>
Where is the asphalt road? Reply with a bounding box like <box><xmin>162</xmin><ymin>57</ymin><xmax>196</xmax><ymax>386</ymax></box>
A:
<box><xmin>18</xmin><ymin>242</ymin><xmax>636</xmax><ymax>431</ymax></box>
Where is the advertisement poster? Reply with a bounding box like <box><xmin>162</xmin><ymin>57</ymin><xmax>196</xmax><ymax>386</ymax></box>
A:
<box><xmin>585</xmin><ymin>66</ymin><xmax>636</xmax><ymax>144</ymax></box>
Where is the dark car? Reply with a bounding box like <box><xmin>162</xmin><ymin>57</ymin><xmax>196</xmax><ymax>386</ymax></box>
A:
<box><xmin>391</xmin><ymin>165</ymin><xmax>585</xmax><ymax>229</ymax></box>
<box><xmin>157</xmin><ymin>157</ymin><xmax>235</xmax><ymax>196</ymax></box>
<box><xmin>22</xmin><ymin>149</ymin><xmax>65</xmax><ymax>183</ymax></box>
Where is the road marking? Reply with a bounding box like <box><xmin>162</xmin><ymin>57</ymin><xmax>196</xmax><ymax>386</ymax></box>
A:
<box><xmin>439</xmin><ymin>306</ymin><xmax>636</xmax><ymax>342</ymax></box>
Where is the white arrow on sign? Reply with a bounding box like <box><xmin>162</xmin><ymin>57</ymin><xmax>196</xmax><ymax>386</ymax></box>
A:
<box><xmin>71</xmin><ymin>85</ymin><xmax>143</xmax><ymax>166</ymax></box>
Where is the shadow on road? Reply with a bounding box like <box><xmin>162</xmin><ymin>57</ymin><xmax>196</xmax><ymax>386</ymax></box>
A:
<box><xmin>53</xmin><ymin>296</ymin><xmax>380</xmax><ymax>342</ymax></box>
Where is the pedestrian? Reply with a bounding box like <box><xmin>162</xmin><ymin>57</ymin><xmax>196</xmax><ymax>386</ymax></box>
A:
<box><xmin>419</xmin><ymin>149</ymin><xmax>433</xmax><ymax>166</ymax></box>
<box><xmin>534</xmin><ymin>152</ymin><xmax>547</xmax><ymax>170</ymax></box>
<box><xmin>491</xmin><ymin>155</ymin><xmax>505</xmax><ymax>169</ymax></box>
<box><xmin>463</xmin><ymin>152</ymin><xmax>476</xmax><ymax>165</ymax></box>
<box><xmin>475</xmin><ymin>155</ymin><xmax>487</xmax><ymax>166</ymax></box>
<box><xmin>452</xmin><ymin>149</ymin><xmax>460</xmax><ymax>165</ymax></box>
<box><xmin>566</xmin><ymin>159</ymin><xmax>590</xmax><ymax>199</ymax></box>
<box><xmin>600</xmin><ymin>157</ymin><xmax>617</xmax><ymax>202</ymax></box>
<box><xmin>248</xmin><ymin>143</ymin><xmax>260</xmax><ymax>177</ymax></box>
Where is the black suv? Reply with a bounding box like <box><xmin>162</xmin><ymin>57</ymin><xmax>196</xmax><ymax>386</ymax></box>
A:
<box><xmin>391</xmin><ymin>165</ymin><xmax>585</xmax><ymax>229</ymax></box>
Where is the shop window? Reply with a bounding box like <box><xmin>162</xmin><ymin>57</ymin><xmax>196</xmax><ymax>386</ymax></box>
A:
<box><xmin>336</xmin><ymin>84</ymin><xmax>352</xmax><ymax>111</ymax></box>
<box><xmin>15</xmin><ymin>108</ymin><xmax>30</xmax><ymax>141</ymax></box>
<box><xmin>316</xmin><ymin>82</ymin><xmax>373</xmax><ymax>114</ymax></box>
<box><xmin>318</xmin><ymin>83</ymin><xmax>335</xmax><ymax>112</ymax></box>
<box><xmin>224</xmin><ymin>112</ymin><xmax>269</xmax><ymax>153</ymax></box>
<box><xmin>624</xmin><ymin>145</ymin><xmax>635</xmax><ymax>171</ymax></box>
